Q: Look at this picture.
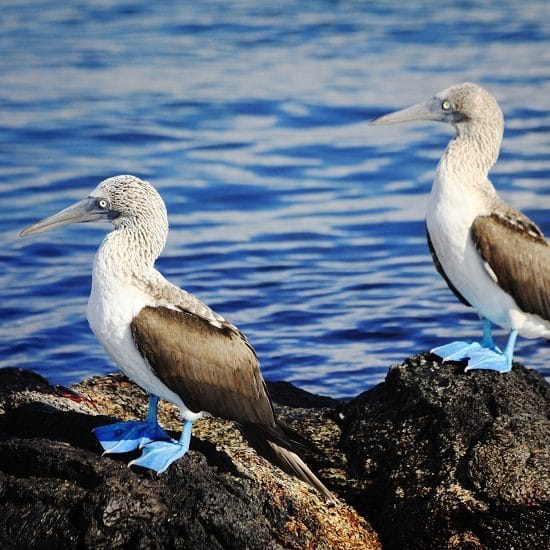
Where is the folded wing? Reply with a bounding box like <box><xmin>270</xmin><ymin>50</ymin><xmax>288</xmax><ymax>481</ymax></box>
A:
<box><xmin>471</xmin><ymin>208</ymin><xmax>550</xmax><ymax>321</ymax></box>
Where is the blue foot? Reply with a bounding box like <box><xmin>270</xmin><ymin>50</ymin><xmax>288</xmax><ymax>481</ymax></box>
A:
<box><xmin>93</xmin><ymin>420</ymin><xmax>170</xmax><ymax>454</ymax></box>
<box><xmin>431</xmin><ymin>340</ymin><xmax>482</xmax><ymax>361</ymax></box>
<box><xmin>128</xmin><ymin>440</ymin><xmax>187</xmax><ymax>473</ymax></box>
<box><xmin>129</xmin><ymin>419</ymin><xmax>193</xmax><ymax>474</ymax></box>
<box><xmin>93</xmin><ymin>395</ymin><xmax>169</xmax><ymax>454</ymax></box>
<box><xmin>464</xmin><ymin>329</ymin><xmax>518</xmax><ymax>374</ymax></box>
<box><xmin>464</xmin><ymin>349</ymin><xmax>512</xmax><ymax>373</ymax></box>
<box><xmin>431</xmin><ymin>339</ymin><xmax>502</xmax><ymax>361</ymax></box>
<box><xmin>431</xmin><ymin>326</ymin><xmax>518</xmax><ymax>374</ymax></box>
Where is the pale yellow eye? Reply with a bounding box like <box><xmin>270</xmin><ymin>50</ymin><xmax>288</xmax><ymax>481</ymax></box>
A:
<box><xmin>97</xmin><ymin>199</ymin><xmax>109</xmax><ymax>209</ymax></box>
<box><xmin>442</xmin><ymin>100</ymin><xmax>452</xmax><ymax>111</ymax></box>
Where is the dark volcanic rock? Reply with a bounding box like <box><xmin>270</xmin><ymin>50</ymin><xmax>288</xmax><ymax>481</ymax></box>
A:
<box><xmin>0</xmin><ymin>368</ymin><xmax>378</xmax><ymax>550</ymax></box>
<box><xmin>336</xmin><ymin>353</ymin><xmax>550</xmax><ymax>550</ymax></box>
<box><xmin>2</xmin><ymin>354</ymin><xmax>549</xmax><ymax>549</ymax></box>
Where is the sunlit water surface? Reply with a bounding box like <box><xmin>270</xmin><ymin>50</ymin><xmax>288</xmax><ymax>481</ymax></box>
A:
<box><xmin>1</xmin><ymin>1</ymin><xmax>548</xmax><ymax>398</ymax></box>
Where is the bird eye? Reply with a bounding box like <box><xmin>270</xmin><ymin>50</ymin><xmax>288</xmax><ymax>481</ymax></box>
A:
<box><xmin>97</xmin><ymin>198</ymin><xmax>109</xmax><ymax>209</ymax></box>
<box><xmin>442</xmin><ymin>100</ymin><xmax>452</xmax><ymax>111</ymax></box>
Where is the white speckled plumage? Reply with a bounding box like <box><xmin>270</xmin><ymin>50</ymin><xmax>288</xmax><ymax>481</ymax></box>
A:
<box><xmin>85</xmin><ymin>176</ymin><xmax>220</xmax><ymax>420</ymax></box>
<box><xmin>20</xmin><ymin>174</ymin><xmax>334</xmax><ymax>498</ymax></box>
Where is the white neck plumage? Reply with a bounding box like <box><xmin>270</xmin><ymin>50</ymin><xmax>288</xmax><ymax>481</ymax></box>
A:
<box><xmin>94</xmin><ymin>219</ymin><xmax>167</xmax><ymax>285</ymax></box>
<box><xmin>439</xmin><ymin>116</ymin><xmax>503</xmax><ymax>182</ymax></box>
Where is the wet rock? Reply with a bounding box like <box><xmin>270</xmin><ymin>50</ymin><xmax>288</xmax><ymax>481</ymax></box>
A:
<box><xmin>0</xmin><ymin>368</ymin><xmax>378</xmax><ymax>550</ymax></box>
<box><xmin>336</xmin><ymin>353</ymin><xmax>550</xmax><ymax>550</ymax></box>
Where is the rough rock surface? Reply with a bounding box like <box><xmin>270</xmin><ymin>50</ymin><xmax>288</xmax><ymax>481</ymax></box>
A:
<box><xmin>336</xmin><ymin>353</ymin><xmax>550</xmax><ymax>550</ymax></box>
<box><xmin>0</xmin><ymin>368</ymin><xmax>378</xmax><ymax>550</ymax></box>
<box><xmin>1</xmin><ymin>352</ymin><xmax>549</xmax><ymax>549</ymax></box>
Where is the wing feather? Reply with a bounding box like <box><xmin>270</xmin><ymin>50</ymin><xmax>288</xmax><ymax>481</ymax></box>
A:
<box><xmin>131</xmin><ymin>306</ymin><xmax>276</xmax><ymax>426</ymax></box>
<box><xmin>471</xmin><ymin>210</ymin><xmax>550</xmax><ymax>321</ymax></box>
<box><xmin>131</xmin><ymin>305</ymin><xmax>335</xmax><ymax>499</ymax></box>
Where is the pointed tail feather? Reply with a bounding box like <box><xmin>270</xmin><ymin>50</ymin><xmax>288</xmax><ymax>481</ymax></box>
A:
<box><xmin>238</xmin><ymin>422</ymin><xmax>335</xmax><ymax>502</ymax></box>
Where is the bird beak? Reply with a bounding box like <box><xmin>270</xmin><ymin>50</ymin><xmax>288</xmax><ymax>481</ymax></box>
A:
<box><xmin>370</xmin><ymin>97</ymin><xmax>447</xmax><ymax>126</ymax></box>
<box><xmin>20</xmin><ymin>197</ymin><xmax>112</xmax><ymax>237</ymax></box>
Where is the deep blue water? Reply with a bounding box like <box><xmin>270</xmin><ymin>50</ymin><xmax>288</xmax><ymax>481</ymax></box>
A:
<box><xmin>1</xmin><ymin>0</ymin><xmax>548</xmax><ymax>398</ymax></box>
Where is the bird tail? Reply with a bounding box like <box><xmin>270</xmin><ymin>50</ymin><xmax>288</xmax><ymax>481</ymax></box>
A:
<box><xmin>238</xmin><ymin>421</ymin><xmax>335</xmax><ymax>502</ymax></box>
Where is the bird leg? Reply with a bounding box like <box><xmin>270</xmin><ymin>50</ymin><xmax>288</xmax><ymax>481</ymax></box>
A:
<box><xmin>479</xmin><ymin>318</ymin><xmax>498</xmax><ymax>349</ymax></box>
<box><xmin>129</xmin><ymin>419</ymin><xmax>193</xmax><ymax>474</ymax></box>
<box><xmin>93</xmin><ymin>395</ymin><xmax>170</xmax><ymax>454</ymax></box>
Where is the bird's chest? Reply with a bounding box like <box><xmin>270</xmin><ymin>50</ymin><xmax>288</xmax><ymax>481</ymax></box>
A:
<box><xmin>424</xmin><ymin>171</ymin><xmax>523</xmax><ymax>331</ymax></box>
<box><xmin>86</xmin><ymin>255</ymin><xmax>195</xmax><ymax>411</ymax></box>
<box><xmin>425</xmin><ymin>173</ymin><xmax>492</xmax><ymax>301</ymax></box>
<box><xmin>427</xmin><ymin>178</ymin><xmax>482</xmax><ymax>252</ymax></box>
<box><xmin>86</xmin><ymin>259</ymin><xmax>150</xmax><ymax>366</ymax></box>
<box><xmin>88</xmin><ymin>278</ymin><xmax>143</xmax><ymax>338</ymax></box>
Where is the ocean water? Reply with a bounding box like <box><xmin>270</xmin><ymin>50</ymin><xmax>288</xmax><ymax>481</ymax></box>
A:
<box><xmin>0</xmin><ymin>0</ymin><xmax>548</xmax><ymax>398</ymax></box>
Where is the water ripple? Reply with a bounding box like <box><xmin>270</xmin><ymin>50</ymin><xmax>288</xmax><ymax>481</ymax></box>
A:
<box><xmin>1</xmin><ymin>0</ymin><xmax>548</xmax><ymax>398</ymax></box>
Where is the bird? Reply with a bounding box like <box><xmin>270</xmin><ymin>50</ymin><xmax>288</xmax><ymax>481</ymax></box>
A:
<box><xmin>20</xmin><ymin>174</ymin><xmax>334</xmax><ymax>500</ymax></box>
<box><xmin>371</xmin><ymin>82</ymin><xmax>550</xmax><ymax>372</ymax></box>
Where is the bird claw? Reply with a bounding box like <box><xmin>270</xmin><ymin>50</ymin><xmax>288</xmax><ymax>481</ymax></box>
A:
<box><xmin>129</xmin><ymin>440</ymin><xmax>189</xmax><ymax>474</ymax></box>
<box><xmin>93</xmin><ymin>420</ymin><xmax>170</xmax><ymax>454</ymax></box>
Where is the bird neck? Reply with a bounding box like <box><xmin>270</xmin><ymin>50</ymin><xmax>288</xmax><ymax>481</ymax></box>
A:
<box><xmin>94</xmin><ymin>221</ymin><xmax>168</xmax><ymax>281</ymax></box>
<box><xmin>437</xmin><ymin>118</ymin><xmax>503</xmax><ymax>185</ymax></box>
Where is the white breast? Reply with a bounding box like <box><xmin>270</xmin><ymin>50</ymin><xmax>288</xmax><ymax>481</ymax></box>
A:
<box><xmin>426</xmin><ymin>168</ymin><xmax>525</xmax><ymax>333</ymax></box>
<box><xmin>86</xmin><ymin>249</ymin><xmax>201</xmax><ymax>419</ymax></box>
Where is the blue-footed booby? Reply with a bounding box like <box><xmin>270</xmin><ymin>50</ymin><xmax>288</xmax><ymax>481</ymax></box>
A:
<box><xmin>371</xmin><ymin>82</ymin><xmax>550</xmax><ymax>372</ymax></box>
<box><xmin>20</xmin><ymin>175</ymin><xmax>333</xmax><ymax>500</ymax></box>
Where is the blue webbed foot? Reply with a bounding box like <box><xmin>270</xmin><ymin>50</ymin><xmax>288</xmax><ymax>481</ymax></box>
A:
<box><xmin>129</xmin><ymin>440</ymin><xmax>187</xmax><ymax>473</ymax></box>
<box><xmin>464</xmin><ymin>348</ymin><xmax>512</xmax><ymax>373</ymax></box>
<box><xmin>93</xmin><ymin>394</ymin><xmax>169</xmax><ymax>454</ymax></box>
<box><xmin>431</xmin><ymin>340</ymin><xmax>502</xmax><ymax>362</ymax></box>
<box><xmin>93</xmin><ymin>420</ymin><xmax>170</xmax><ymax>454</ymax></box>
<box><xmin>431</xmin><ymin>340</ymin><xmax>481</xmax><ymax>362</ymax></box>
<box><xmin>129</xmin><ymin>419</ymin><xmax>193</xmax><ymax>474</ymax></box>
<box><xmin>431</xmin><ymin>327</ymin><xmax>518</xmax><ymax>374</ymax></box>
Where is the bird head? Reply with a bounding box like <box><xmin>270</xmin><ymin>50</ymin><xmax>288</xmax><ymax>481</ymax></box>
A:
<box><xmin>370</xmin><ymin>82</ymin><xmax>504</xmax><ymax>131</ymax></box>
<box><xmin>20</xmin><ymin>175</ymin><xmax>167</xmax><ymax>237</ymax></box>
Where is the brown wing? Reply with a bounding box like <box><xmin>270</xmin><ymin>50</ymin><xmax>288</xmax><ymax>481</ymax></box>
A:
<box><xmin>132</xmin><ymin>305</ymin><xmax>335</xmax><ymax>500</ymax></box>
<box><xmin>131</xmin><ymin>306</ymin><xmax>277</xmax><ymax>427</ymax></box>
<box><xmin>471</xmin><ymin>211</ymin><xmax>550</xmax><ymax>321</ymax></box>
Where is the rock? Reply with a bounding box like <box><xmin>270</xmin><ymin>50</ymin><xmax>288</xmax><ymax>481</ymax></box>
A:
<box><xmin>0</xmin><ymin>368</ymin><xmax>379</xmax><ymax>550</ymax></box>
<box><xmin>1</xmin><ymin>353</ymin><xmax>549</xmax><ymax>549</ymax></box>
<box><xmin>336</xmin><ymin>353</ymin><xmax>550</xmax><ymax>550</ymax></box>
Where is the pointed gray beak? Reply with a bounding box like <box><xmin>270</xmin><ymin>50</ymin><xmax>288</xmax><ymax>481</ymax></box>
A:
<box><xmin>20</xmin><ymin>197</ymin><xmax>113</xmax><ymax>237</ymax></box>
<box><xmin>370</xmin><ymin>97</ymin><xmax>450</xmax><ymax>126</ymax></box>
